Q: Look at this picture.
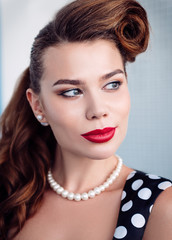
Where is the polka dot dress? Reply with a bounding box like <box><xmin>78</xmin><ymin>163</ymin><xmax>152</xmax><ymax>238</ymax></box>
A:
<box><xmin>113</xmin><ymin>170</ymin><xmax>172</xmax><ymax>239</ymax></box>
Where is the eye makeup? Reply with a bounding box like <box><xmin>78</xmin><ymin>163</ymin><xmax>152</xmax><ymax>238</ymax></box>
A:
<box><xmin>58</xmin><ymin>88</ymin><xmax>83</xmax><ymax>98</ymax></box>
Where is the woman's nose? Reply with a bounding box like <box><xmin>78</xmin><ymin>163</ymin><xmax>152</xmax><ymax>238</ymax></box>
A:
<box><xmin>85</xmin><ymin>94</ymin><xmax>108</xmax><ymax>120</ymax></box>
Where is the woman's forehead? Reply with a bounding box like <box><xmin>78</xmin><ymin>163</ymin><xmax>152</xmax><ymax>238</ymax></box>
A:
<box><xmin>42</xmin><ymin>40</ymin><xmax>124</xmax><ymax>79</ymax></box>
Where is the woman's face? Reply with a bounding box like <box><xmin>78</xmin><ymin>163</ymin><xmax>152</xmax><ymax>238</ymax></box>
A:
<box><xmin>32</xmin><ymin>40</ymin><xmax>130</xmax><ymax>160</ymax></box>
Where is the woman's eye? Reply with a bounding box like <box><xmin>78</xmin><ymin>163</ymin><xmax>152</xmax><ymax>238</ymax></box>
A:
<box><xmin>59</xmin><ymin>88</ymin><xmax>82</xmax><ymax>97</ymax></box>
<box><xmin>104</xmin><ymin>81</ymin><xmax>121</xmax><ymax>90</ymax></box>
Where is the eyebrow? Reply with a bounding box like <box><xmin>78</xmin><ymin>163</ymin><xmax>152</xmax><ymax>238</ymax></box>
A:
<box><xmin>102</xmin><ymin>69</ymin><xmax>124</xmax><ymax>80</ymax></box>
<box><xmin>52</xmin><ymin>69</ymin><xmax>124</xmax><ymax>87</ymax></box>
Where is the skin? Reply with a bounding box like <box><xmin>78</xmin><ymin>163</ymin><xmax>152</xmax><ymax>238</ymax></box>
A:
<box><xmin>13</xmin><ymin>40</ymin><xmax>172</xmax><ymax>240</ymax></box>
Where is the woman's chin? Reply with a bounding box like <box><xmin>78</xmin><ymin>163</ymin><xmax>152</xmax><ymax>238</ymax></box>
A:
<box><xmin>84</xmin><ymin>149</ymin><xmax>116</xmax><ymax>161</ymax></box>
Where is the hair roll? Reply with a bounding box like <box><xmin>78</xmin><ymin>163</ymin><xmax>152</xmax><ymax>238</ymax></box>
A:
<box><xmin>53</xmin><ymin>0</ymin><xmax>149</xmax><ymax>62</ymax></box>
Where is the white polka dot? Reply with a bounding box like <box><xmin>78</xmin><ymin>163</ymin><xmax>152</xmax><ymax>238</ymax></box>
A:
<box><xmin>138</xmin><ymin>188</ymin><xmax>152</xmax><ymax>200</ymax></box>
<box><xmin>122</xmin><ymin>200</ymin><xmax>133</xmax><ymax>212</ymax></box>
<box><xmin>149</xmin><ymin>204</ymin><xmax>153</xmax><ymax>213</ymax></box>
<box><xmin>121</xmin><ymin>191</ymin><xmax>127</xmax><ymax>200</ymax></box>
<box><xmin>158</xmin><ymin>181</ymin><xmax>172</xmax><ymax>190</ymax></box>
<box><xmin>146</xmin><ymin>174</ymin><xmax>160</xmax><ymax>179</ymax></box>
<box><xmin>126</xmin><ymin>171</ymin><xmax>136</xmax><ymax>180</ymax></box>
<box><xmin>132</xmin><ymin>179</ymin><xmax>144</xmax><ymax>191</ymax></box>
<box><xmin>131</xmin><ymin>213</ymin><xmax>146</xmax><ymax>228</ymax></box>
<box><xmin>114</xmin><ymin>226</ymin><xmax>127</xmax><ymax>239</ymax></box>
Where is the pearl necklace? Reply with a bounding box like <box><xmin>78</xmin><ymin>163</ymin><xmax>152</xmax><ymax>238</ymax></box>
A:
<box><xmin>47</xmin><ymin>155</ymin><xmax>123</xmax><ymax>201</ymax></box>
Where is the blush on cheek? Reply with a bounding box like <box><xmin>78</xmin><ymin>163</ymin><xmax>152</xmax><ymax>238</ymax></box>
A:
<box><xmin>122</xmin><ymin>93</ymin><xmax>131</xmax><ymax>116</ymax></box>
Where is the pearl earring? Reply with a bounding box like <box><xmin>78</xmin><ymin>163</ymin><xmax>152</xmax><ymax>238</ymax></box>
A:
<box><xmin>36</xmin><ymin>115</ymin><xmax>49</xmax><ymax>126</ymax></box>
<box><xmin>37</xmin><ymin>115</ymin><xmax>43</xmax><ymax>121</ymax></box>
<box><xmin>41</xmin><ymin>122</ymin><xmax>49</xmax><ymax>126</ymax></box>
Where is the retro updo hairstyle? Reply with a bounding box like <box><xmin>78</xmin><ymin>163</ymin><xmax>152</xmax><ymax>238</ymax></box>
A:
<box><xmin>0</xmin><ymin>0</ymin><xmax>149</xmax><ymax>239</ymax></box>
<box><xmin>30</xmin><ymin>0</ymin><xmax>149</xmax><ymax>93</ymax></box>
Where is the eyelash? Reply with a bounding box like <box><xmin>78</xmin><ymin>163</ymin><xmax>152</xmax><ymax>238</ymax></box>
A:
<box><xmin>58</xmin><ymin>81</ymin><xmax>122</xmax><ymax>98</ymax></box>
<box><xmin>58</xmin><ymin>88</ymin><xmax>82</xmax><ymax>98</ymax></box>
<box><xmin>104</xmin><ymin>81</ymin><xmax>122</xmax><ymax>90</ymax></box>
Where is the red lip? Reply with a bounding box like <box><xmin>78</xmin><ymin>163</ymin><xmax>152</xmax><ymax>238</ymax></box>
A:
<box><xmin>81</xmin><ymin>127</ymin><xmax>116</xmax><ymax>143</ymax></box>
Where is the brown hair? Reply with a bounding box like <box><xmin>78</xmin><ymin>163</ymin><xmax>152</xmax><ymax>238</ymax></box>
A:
<box><xmin>0</xmin><ymin>0</ymin><xmax>149</xmax><ymax>239</ymax></box>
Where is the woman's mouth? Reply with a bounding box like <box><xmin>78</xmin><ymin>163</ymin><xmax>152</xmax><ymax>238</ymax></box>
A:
<box><xmin>81</xmin><ymin>127</ymin><xmax>116</xmax><ymax>143</ymax></box>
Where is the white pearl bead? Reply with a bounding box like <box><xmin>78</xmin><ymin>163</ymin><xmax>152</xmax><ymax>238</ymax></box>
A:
<box><xmin>103</xmin><ymin>182</ymin><xmax>110</xmax><ymax>188</ymax></box>
<box><xmin>74</xmin><ymin>194</ymin><xmax>81</xmax><ymax>201</ymax></box>
<box><xmin>50</xmin><ymin>182</ymin><xmax>57</xmax><ymax>187</ymax></box>
<box><xmin>107</xmin><ymin>178</ymin><xmax>113</xmax><ymax>185</ymax></box>
<box><xmin>67</xmin><ymin>192</ymin><xmax>74</xmax><ymax>200</ymax></box>
<box><xmin>57</xmin><ymin>187</ymin><xmax>64</xmax><ymax>194</ymax></box>
<box><xmin>52</xmin><ymin>184</ymin><xmax>60</xmax><ymax>191</ymax></box>
<box><xmin>99</xmin><ymin>185</ymin><xmax>105</xmax><ymax>192</ymax></box>
<box><xmin>62</xmin><ymin>190</ymin><xmax>69</xmax><ymax>198</ymax></box>
<box><xmin>110</xmin><ymin>174</ymin><xmax>116</xmax><ymax>181</ymax></box>
<box><xmin>112</xmin><ymin>170</ymin><xmax>118</xmax><ymax>175</ymax></box>
<box><xmin>88</xmin><ymin>190</ymin><xmax>95</xmax><ymax>198</ymax></box>
<box><xmin>81</xmin><ymin>193</ymin><xmax>89</xmax><ymax>200</ymax></box>
<box><xmin>94</xmin><ymin>187</ymin><xmax>101</xmax><ymax>195</ymax></box>
<box><xmin>48</xmin><ymin>178</ymin><xmax>53</xmax><ymax>183</ymax></box>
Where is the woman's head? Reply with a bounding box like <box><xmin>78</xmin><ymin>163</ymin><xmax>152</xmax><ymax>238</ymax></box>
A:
<box><xmin>28</xmin><ymin>40</ymin><xmax>131</xmax><ymax>160</ymax></box>
<box><xmin>27</xmin><ymin>0</ymin><xmax>149</xmax><ymax>158</ymax></box>
<box><xmin>29</xmin><ymin>0</ymin><xmax>149</xmax><ymax>94</ymax></box>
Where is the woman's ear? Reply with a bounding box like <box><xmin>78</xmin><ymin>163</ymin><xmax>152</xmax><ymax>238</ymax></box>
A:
<box><xmin>26</xmin><ymin>88</ymin><xmax>42</xmax><ymax>114</ymax></box>
<box><xmin>26</xmin><ymin>88</ymin><xmax>48</xmax><ymax>125</ymax></box>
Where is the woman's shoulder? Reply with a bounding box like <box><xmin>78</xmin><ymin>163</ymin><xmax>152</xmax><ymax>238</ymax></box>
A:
<box><xmin>143</xmin><ymin>184</ymin><xmax>172</xmax><ymax>239</ymax></box>
<box><xmin>113</xmin><ymin>170</ymin><xmax>172</xmax><ymax>239</ymax></box>
<box><xmin>126</xmin><ymin>170</ymin><xmax>172</xmax><ymax>239</ymax></box>
<box><xmin>125</xmin><ymin>170</ymin><xmax>172</xmax><ymax>216</ymax></box>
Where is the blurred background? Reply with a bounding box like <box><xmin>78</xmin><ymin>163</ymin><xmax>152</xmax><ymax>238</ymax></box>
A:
<box><xmin>0</xmin><ymin>0</ymin><xmax>171</xmax><ymax>178</ymax></box>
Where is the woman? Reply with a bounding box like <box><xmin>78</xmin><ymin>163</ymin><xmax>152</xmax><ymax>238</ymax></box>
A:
<box><xmin>0</xmin><ymin>0</ymin><xmax>171</xmax><ymax>239</ymax></box>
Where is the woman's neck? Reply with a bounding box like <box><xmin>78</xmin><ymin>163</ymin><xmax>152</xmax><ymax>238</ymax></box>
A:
<box><xmin>51</xmin><ymin>147</ymin><xmax>118</xmax><ymax>194</ymax></box>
